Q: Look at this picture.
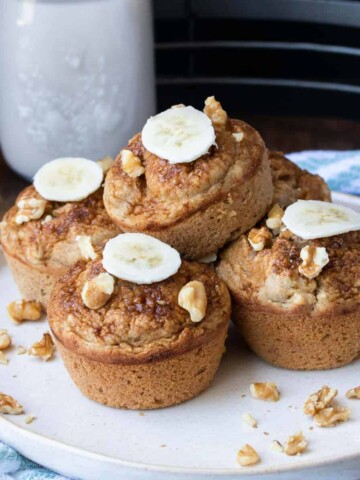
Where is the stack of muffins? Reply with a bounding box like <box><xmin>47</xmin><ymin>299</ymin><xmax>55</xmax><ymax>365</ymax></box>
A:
<box><xmin>1</xmin><ymin>96</ymin><xmax>359</xmax><ymax>410</ymax></box>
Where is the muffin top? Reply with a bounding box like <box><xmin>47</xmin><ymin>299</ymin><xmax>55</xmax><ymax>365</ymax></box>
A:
<box><xmin>104</xmin><ymin>98</ymin><xmax>268</xmax><ymax>230</ymax></box>
<box><xmin>0</xmin><ymin>185</ymin><xmax>118</xmax><ymax>271</ymax></box>
<box><xmin>48</xmin><ymin>259</ymin><xmax>231</xmax><ymax>364</ymax></box>
<box><xmin>270</xmin><ymin>151</ymin><xmax>331</xmax><ymax>207</ymax></box>
<box><xmin>217</xmin><ymin>227</ymin><xmax>360</xmax><ymax>316</ymax></box>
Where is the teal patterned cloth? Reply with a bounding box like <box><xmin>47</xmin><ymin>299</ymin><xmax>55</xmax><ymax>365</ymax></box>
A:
<box><xmin>287</xmin><ymin>150</ymin><xmax>360</xmax><ymax>195</ymax></box>
<box><xmin>0</xmin><ymin>149</ymin><xmax>359</xmax><ymax>480</ymax></box>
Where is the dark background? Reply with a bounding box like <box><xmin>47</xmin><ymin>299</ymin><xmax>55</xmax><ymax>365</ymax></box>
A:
<box><xmin>154</xmin><ymin>0</ymin><xmax>360</xmax><ymax>151</ymax></box>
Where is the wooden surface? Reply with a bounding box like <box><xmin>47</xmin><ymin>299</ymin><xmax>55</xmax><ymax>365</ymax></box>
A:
<box><xmin>1</xmin><ymin>114</ymin><xmax>360</xmax><ymax>217</ymax></box>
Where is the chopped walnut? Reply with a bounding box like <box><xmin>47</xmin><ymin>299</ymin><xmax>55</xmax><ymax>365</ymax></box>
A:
<box><xmin>82</xmin><ymin>272</ymin><xmax>115</xmax><ymax>310</ymax></box>
<box><xmin>15</xmin><ymin>195</ymin><xmax>47</xmax><ymax>225</ymax></box>
<box><xmin>284</xmin><ymin>432</ymin><xmax>307</xmax><ymax>456</ymax></box>
<box><xmin>304</xmin><ymin>385</ymin><xmax>338</xmax><ymax>416</ymax></box>
<box><xmin>248</xmin><ymin>227</ymin><xmax>272</xmax><ymax>252</ymax></box>
<box><xmin>204</xmin><ymin>96</ymin><xmax>228</xmax><ymax>128</ymax></box>
<box><xmin>121</xmin><ymin>150</ymin><xmax>145</xmax><ymax>178</ymax></box>
<box><xmin>0</xmin><ymin>393</ymin><xmax>23</xmax><ymax>414</ymax></box>
<box><xmin>250</xmin><ymin>383</ymin><xmax>280</xmax><ymax>402</ymax></box>
<box><xmin>97</xmin><ymin>155</ymin><xmax>114</xmax><ymax>174</ymax></box>
<box><xmin>270</xmin><ymin>440</ymin><xmax>283</xmax><ymax>453</ymax></box>
<box><xmin>41</xmin><ymin>214</ymin><xmax>52</xmax><ymax>224</ymax></box>
<box><xmin>7</xmin><ymin>300</ymin><xmax>42</xmax><ymax>323</ymax></box>
<box><xmin>25</xmin><ymin>415</ymin><xmax>36</xmax><ymax>424</ymax></box>
<box><xmin>265</xmin><ymin>204</ymin><xmax>284</xmax><ymax>231</ymax></box>
<box><xmin>178</xmin><ymin>280</ymin><xmax>207</xmax><ymax>323</ymax></box>
<box><xmin>0</xmin><ymin>330</ymin><xmax>12</xmax><ymax>350</ymax></box>
<box><xmin>76</xmin><ymin>235</ymin><xmax>97</xmax><ymax>260</ymax></box>
<box><xmin>346</xmin><ymin>386</ymin><xmax>360</xmax><ymax>399</ymax></box>
<box><xmin>232</xmin><ymin>132</ymin><xmax>244</xmax><ymax>142</ymax></box>
<box><xmin>171</xmin><ymin>103</ymin><xmax>185</xmax><ymax>109</ymax></box>
<box><xmin>299</xmin><ymin>245</ymin><xmax>329</xmax><ymax>280</ymax></box>
<box><xmin>314</xmin><ymin>407</ymin><xmax>350</xmax><ymax>427</ymax></box>
<box><xmin>242</xmin><ymin>412</ymin><xmax>257</xmax><ymax>427</ymax></box>
<box><xmin>0</xmin><ymin>351</ymin><xmax>8</xmax><ymax>364</ymax></box>
<box><xmin>237</xmin><ymin>444</ymin><xmax>260</xmax><ymax>466</ymax></box>
<box><xmin>17</xmin><ymin>346</ymin><xmax>27</xmax><ymax>355</ymax></box>
<box><xmin>28</xmin><ymin>333</ymin><xmax>55</xmax><ymax>361</ymax></box>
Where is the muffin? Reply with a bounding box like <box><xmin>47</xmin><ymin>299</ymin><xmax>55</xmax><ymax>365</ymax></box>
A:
<box><xmin>48</xmin><ymin>233</ymin><xmax>231</xmax><ymax>409</ymax></box>
<box><xmin>217</xmin><ymin>200</ymin><xmax>360</xmax><ymax>370</ymax></box>
<box><xmin>270</xmin><ymin>151</ymin><xmax>331</xmax><ymax>207</ymax></box>
<box><xmin>0</xmin><ymin>158</ymin><xmax>119</xmax><ymax>309</ymax></box>
<box><xmin>104</xmin><ymin>96</ymin><xmax>273</xmax><ymax>259</ymax></box>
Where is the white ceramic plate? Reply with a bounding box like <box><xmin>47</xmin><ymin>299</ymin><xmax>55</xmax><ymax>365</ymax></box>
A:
<box><xmin>1</xmin><ymin>192</ymin><xmax>360</xmax><ymax>480</ymax></box>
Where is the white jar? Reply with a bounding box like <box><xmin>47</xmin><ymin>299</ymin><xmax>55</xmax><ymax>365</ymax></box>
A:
<box><xmin>0</xmin><ymin>0</ymin><xmax>155</xmax><ymax>179</ymax></box>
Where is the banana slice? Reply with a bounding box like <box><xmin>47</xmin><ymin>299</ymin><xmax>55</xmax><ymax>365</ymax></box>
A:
<box><xmin>102</xmin><ymin>233</ymin><xmax>181</xmax><ymax>284</ymax></box>
<box><xmin>282</xmin><ymin>200</ymin><xmax>360</xmax><ymax>239</ymax></box>
<box><xmin>141</xmin><ymin>105</ymin><xmax>216</xmax><ymax>164</ymax></box>
<box><xmin>34</xmin><ymin>158</ymin><xmax>103</xmax><ymax>202</ymax></box>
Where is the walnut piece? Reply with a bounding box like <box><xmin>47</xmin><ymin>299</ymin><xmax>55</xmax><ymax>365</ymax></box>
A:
<box><xmin>178</xmin><ymin>280</ymin><xmax>207</xmax><ymax>323</ymax></box>
<box><xmin>0</xmin><ymin>330</ymin><xmax>12</xmax><ymax>350</ymax></box>
<box><xmin>242</xmin><ymin>412</ymin><xmax>257</xmax><ymax>427</ymax></box>
<box><xmin>284</xmin><ymin>432</ymin><xmax>307</xmax><ymax>456</ymax></box>
<box><xmin>237</xmin><ymin>444</ymin><xmax>260</xmax><ymax>466</ymax></box>
<box><xmin>25</xmin><ymin>415</ymin><xmax>36</xmax><ymax>424</ymax></box>
<box><xmin>304</xmin><ymin>385</ymin><xmax>338</xmax><ymax>416</ymax></box>
<box><xmin>76</xmin><ymin>235</ymin><xmax>97</xmax><ymax>260</ymax></box>
<box><xmin>15</xmin><ymin>195</ymin><xmax>47</xmax><ymax>225</ymax></box>
<box><xmin>0</xmin><ymin>351</ymin><xmax>8</xmax><ymax>364</ymax></box>
<box><xmin>17</xmin><ymin>346</ymin><xmax>27</xmax><ymax>355</ymax></box>
<box><xmin>250</xmin><ymin>382</ymin><xmax>280</xmax><ymax>402</ymax></box>
<box><xmin>248</xmin><ymin>227</ymin><xmax>272</xmax><ymax>252</ymax></box>
<box><xmin>7</xmin><ymin>300</ymin><xmax>42</xmax><ymax>323</ymax></box>
<box><xmin>270</xmin><ymin>440</ymin><xmax>283</xmax><ymax>453</ymax></box>
<box><xmin>121</xmin><ymin>150</ymin><xmax>145</xmax><ymax>178</ymax></box>
<box><xmin>204</xmin><ymin>96</ymin><xmax>228</xmax><ymax>128</ymax></box>
<box><xmin>314</xmin><ymin>406</ymin><xmax>350</xmax><ymax>427</ymax></box>
<box><xmin>232</xmin><ymin>132</ymin><xmax>244</xmax><ymax>142</ymax></box>
<box><xmin>0</xmin><ymin>393</ymin><xmax>23</xmax><ymax>414</ymax></box>
<box><xmin>346</xmin><ymin>386</ymin><xmax>360</xmax><ymax>399</ymax></box>
<box><xmin>265</xmin><ymin>203</ymin><xmax>284</xmax><ymax>230</ymax></box>
<box><xmin>299</xmin><ymin>245</ymin><xmax>329</xmax><ymax>280</ymax></box>
<box><xmin>97</xmin><ymin>155</ymin><xmax>114</xmax><ymax>174</ymax></box>
<box><xmin>28</xmin><ymin>333</ymin><xmax>55</xmax><ymax>361</ymax></box>
<box><xmin>82</xmin><ymin>272</ymin><xmax>115</xmax><ymax>310</ymax></box>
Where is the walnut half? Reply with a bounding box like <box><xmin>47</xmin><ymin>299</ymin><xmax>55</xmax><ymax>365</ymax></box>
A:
<box><xmin>346</xmin><ymin>386</ymin><xmax>360</xmax><ymax>399</ymax></box>
<box><xmin>7</xmin><ymin>300</ymin><xmax>42</xmax><ymax>323</ymax></box>
<box><xmin>28</xmin><ymin>333</ymin><xmax>55</xmax><ymax>361</ymax></box>
<box><xmin>284</xmin><ymin>432</ymin><xmax>307</xmax><ymax>456</ymax></box>
<box><xmin>204</xmin><ymin>96</ymin><xmax>228</xmax><ymax>128</ymax></box>
<box><xmin>15</xmin><ymin>195</ymin><xmax>47</xmax><ymax>225</ymax></box>
<box><xmin>0</xmin><ymin>330</ymin><xmax>12</xmax><ymax>350</ymax></box>
<box><xmin>0</xmin><ymin>393</ymin><xmax>23</xmax><ymax>414</ymax></box>
<box><xmin>299</xmin><ymin>245</ymin><xmax>329</xmax><ymax>280</ymax></box>
<box><xmin>314</xmin><ymin>407</ymin><xmax>350</xmax><ymax>427</ymax></box>
<box><xmin>237</xmin><ymin>444</ymin><xmax>260</xmax><ymax>466</ymax></box>
<box><xmin>121</xmin><ymin>150</ymin><xmax>145</xmax><ymax>178</ymax></box>
<box><xmin>304</xmin><ymin>385</ymin><xmax>338</xmax><ymax>416</ymax></box>
<box><xmin>250</xmin><ymin>382</ymin><xmax>280</xmax><ymax>402</ymax></box>
<box><xmin>82</xmin><ymin>272</ymin><xmax>115</xmax><ymax>310</ymax></box>
<box><xmin>248</xmin><ymin>227</ymin><xmax>272</xmax><ymax>252</ymax></box>
<box><xmin>178</xmin><ymin>280</ymin><xmax>207</xmax><ymax>323</ymax></box>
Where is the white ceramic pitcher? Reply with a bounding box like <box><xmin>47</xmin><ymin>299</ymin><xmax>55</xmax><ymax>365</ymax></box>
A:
<box><xmin>0</xmin><ymin>0</ymin><xmax>155</xmax><ymax>179</ymax></box>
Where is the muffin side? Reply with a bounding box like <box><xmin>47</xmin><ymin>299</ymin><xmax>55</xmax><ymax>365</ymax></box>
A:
<box><xmin>217</xmin><ymin>229</ymin><xmax>360</xmax><ymax>370</ymax></box>
<box><xmin>48</xmin><ymin>258</ymin><xmax>231</xmax><ymax>408</ymax></box>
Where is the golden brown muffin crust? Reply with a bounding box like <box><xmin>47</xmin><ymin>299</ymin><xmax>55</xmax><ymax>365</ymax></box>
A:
<box><xmin>270</xmin><ymin>151</ymin><xmax>331</xmax><ymax>207</ymax></box>
<box><xmin>49</xmin><ymin>260</ymin><xmax>231</xmax><ymax>364</ymax></box>
<box><xmin>217</xmin><ymin>228</ymin><xmax>360</xmax><ymax>317</ymax></box>
<box><xmin>104</xmin><ymin>119</ymin><xmax>266</xmax><ymax>230</ymax></box>
<box><xmin>0</xmin><ymin>186</ymin><xmax>119</xmax><ymax>271</ymax></box>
